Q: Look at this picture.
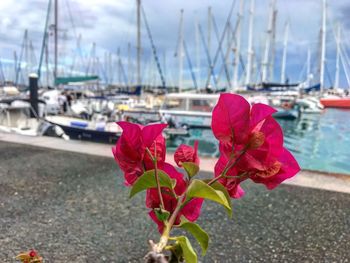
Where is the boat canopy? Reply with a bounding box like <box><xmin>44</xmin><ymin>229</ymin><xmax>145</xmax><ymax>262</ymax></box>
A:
<box><xmin>303</xmin><ymin>83</ymin><xmax>321</xmax><ymax>93</ymax></box>
<box><xmin>54</xmin><ymin>75</ymin><xmax>99</xmax><ymax>85</ymax></box>
<box><xmin>247</xmin><ymin>82</ymin><xmax>299</xmax><ymax>92</ymax></box>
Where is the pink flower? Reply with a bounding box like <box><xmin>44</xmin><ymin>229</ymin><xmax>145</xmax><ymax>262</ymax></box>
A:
<box><xmin>29</xmin><ymin>250</ymin><xmax>37</xmax><ymax>257</ymax></box>
<box><xmin>174</xmin><ymin>141</ymin><xmax>200</xmax><ymax>167</ymax></box>
<box><xmin>146</xmin><ymin>163</ymin><xmax>203</xmax><ymax>233</ymax></box>
<box><xmin>250</xmin><ymin>148</ymin><xmax>300</xmax><ymax>189</ymax></box>
<box><xmin>112</xmin><ymin>121</ymin><xmax>167</xmax><ymax>186</ymax></box>
<box><xmin>214</xmin><ymin>153</ymin><xmax>245</xmax><ymax>199</ymax></box>
<box><xmin>212</xmin><ymin>93</ymin><xmax>300</xmax><ymax>193</ymax></box>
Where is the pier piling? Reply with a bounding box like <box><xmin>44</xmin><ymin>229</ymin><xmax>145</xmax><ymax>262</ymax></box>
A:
<box><xmin>29</xmin><ymin>73</ymin><xmax>39</xmax><ymax>118</ymax></box>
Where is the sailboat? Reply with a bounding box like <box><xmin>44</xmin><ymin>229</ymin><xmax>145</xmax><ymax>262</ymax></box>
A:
<box><xmin>319</xmin><ymin>12</ymin><xmax>350</xmax><ymax>108</ymax></box>
<box><xmin>320</xmin><ymin>94</ymin><xmax>350</xmax><ymax>108</ymax></box>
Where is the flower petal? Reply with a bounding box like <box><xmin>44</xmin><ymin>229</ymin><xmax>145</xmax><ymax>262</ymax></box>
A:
<box><xmin>212</xmin><ymin>93</ymin><xmax>250</xmax><ymax>144</ymax></box>
<box><xmin>142</xmin><ymin>123</ymin><xmax>167</xmax><ymax>148</ymax></box>
<box><xmin>162</xmin><ymin>162</ymin><xmax>186</xmax><ymax>195</ymax></box>
<box><xmin>250</xmin><ymin>103</ymin><xmax>277</xmax><ymax>130</ymax></box>
<box><xmin>149</xmin><ymin>210</ymin><xmax>164</xmax><ymax>233</ymax></box>
<box><xmin>117</xmin><ymin>121</ymin><xmax>142</xmax><ymax>148</ymax></box>
<box><xmin>251</xmin><ymin>148</ymin><xmax>300</xmax><ymax>189</ymax></box>
<box><xmin>181</xmin><ymin>198</ymin><xmax>204</xmax><ymax>222</ymax></box>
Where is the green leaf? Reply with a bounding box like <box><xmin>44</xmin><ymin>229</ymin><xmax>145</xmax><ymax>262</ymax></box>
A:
<box><xmin>154</xmin><ymin>208</ymin><xmax>170</xmax><ymax>222</ymax></box>
<box><xmin>182</xmin><ymin>162</ymin><xmax>200</xmax><ymax>178</ymax></box>
<box><xmin>129</xmin><ymin>169</ymin><xmax>175</xmax><ymax>198</ymax></box>
<box><xmin>186</xmin><ymin>179</ymin><xmax>232</xmax><ymax>217</ymax></box>
<box><xmin>179</xmin><ymin>217</ymin><xmax>209</xmax><ymax>256</ymax></box>
<box><xmin>166</xmin><ymin>243</ymin><xmax>183</xmax><ymax>262</ymax></box>
<box><xmin>203</xmin><ymin>180</ymin><xmax>232</xmax><ymax>218</ymax></box>
<box><xmin>173</xmin><ymin>236</ymin><xmax>197</xmax><ymax>263</ymax></box>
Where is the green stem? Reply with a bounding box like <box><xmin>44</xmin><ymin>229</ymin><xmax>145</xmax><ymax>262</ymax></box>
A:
<box><xmin>146</xmin><ymin>147</ymin><xmax>165</xmax><ymax>210</ymax></box>
<box><xmin>223</xmin><ymin>172</ymin><xmax>249</xmax><ymax>180</ymax></box>
<box><xmin>208</xmin><ymin>149</ymin><xmax>247</xmax><ymax>185</ymax></box>
<box><xmin>155</xmin><ymin>194</ymin><xmax>186</xmax><ymax>253</ymax></box>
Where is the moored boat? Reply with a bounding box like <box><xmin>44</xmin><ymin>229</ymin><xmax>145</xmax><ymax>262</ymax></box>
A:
<box><xmin>159</xmin><ymin>93</ymin><xmax>219</xmax><ymax>128</ymax></box>
<box><xmin>296</xmin><ymin>97</ymin><xmax>324</xmax><ymax>113</ymax></box>
<box><xmin>320</xmin><ymin>97</ymin><xmax>350</xmax><ymax>108</ymax></box>
<box><xmin>45</xmin><ymin>115</ymin><xmax>122</xmax><ymax>144</ymax></box>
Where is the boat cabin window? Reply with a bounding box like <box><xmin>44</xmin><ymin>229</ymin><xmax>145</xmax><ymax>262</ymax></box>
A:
<box><xmin>163</xmin><ymin>98</ymin><xmax>186</xmax><ymax>110</ymax></box>
<box><xmin>189</xmin><ymin>99</ymin><xmax>214</xmax><ymax>112</ymax></box>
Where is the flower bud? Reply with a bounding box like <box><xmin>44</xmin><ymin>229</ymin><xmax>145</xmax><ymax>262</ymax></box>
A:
<box><xmin>29</xmin><ymin>250</ymin><xmax>37</xmax><ymax>258</ymax></box>
<box><xmin>174</xmin><ymin>141</ymin><xmax>199</xmax><ymax>167</ymax></box>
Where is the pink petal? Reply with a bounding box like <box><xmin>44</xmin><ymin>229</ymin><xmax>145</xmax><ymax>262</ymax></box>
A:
<box><xmin>162</xmin><ymin>162</ymin><xmax>186</xmax><ymax>195</ymax></box>
<box><xmin>181</xmin><ymin>198</ymin><xmax>204</xmax><ymax>222</ymax></box>
<box><xmin>227</xmin><ymin>184</ymin><xmax>245</xmax><ymax>199</ymax></box>
<box><xmin>251</xmin><ymin>148</ymin><xmax>300</xmax><ymax>189</ymax></box>
<box><xmin>142</xmin><ymin>123</ymin><xmax>167</xmax><ymax>148</ymax></box>
<box><xmin>117</xmin><ymin>121</ymin><xmax>142</xmax><ymax>148</ymax></box>
<box><xmin>124</xmin><ymin>170</ymin><xmax>141</xmax><ymax>186</ymax></box>
<box><xmin>237</xmin><ymin>152</ymin><xmax>266</xmax><ymax>171</ymax></box>
<box><xmin>250</xmin><ymin>103</ymin><xmax>277</xmax><ymax>130</ymax></box>
<box><xmin>143</xmin><ymin>135</ymin><xmax>166</xmax><ymax>170</ymax></box>
<box><xmin>265</xmin><ymin>148</ymin><xmax>300</xmax><ymax>189</ymax></box>
<box><xmin>259</xmin><ymin>116</ymin><xmax>284</xmax><ymax>158</ymax></box>
<box><xmin>146</xmin><ymin>189</ymin><xmax>160</xmax><ymax>208</ymax></box>
<box><xmin>212</xmin><ymin>93</ymin><xmax>250</xmax><ymax>144</ymax></box>
<box><xmin>233</xmin><ymin>185</ymin><xmax>245</xmax><ymax>198</ymax></box>
<box><xmin>149</xmin><ymin>210</ymin><xmax>164</xmax><ymax>233</ymax></box>
<box><xmin>214</xmin><ymin>155</ymin><xmax>228</xmax><ymax>177</ymax></box>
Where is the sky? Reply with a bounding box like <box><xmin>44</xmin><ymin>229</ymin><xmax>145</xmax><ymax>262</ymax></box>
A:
<box><xmin>0</xmin><ymin>0</ymin><xmax>349</xmax><ymax>88</ymax></box>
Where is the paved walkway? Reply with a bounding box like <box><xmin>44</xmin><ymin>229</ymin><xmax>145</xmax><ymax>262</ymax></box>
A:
<box><xmin>0</xmin><ymin>141</ymin><xmax>349</xmax><ymax>262</ymax></box>
<box><xmin>0</xmin><ymin>132</ymin><xmax>349</xmax><ymax>194</ymax></box>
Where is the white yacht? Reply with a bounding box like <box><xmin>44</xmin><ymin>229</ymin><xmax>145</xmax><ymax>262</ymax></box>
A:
<box><xmin>159</xmin><ymin>93</ymin><xmax>219</xmax><ymax>128</ymax></box>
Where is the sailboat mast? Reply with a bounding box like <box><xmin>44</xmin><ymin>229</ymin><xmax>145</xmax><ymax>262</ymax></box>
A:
<box><xmin>178</xmin><ymin>9</ymin><xmax>184</xmax><ymax>92</ymax></box>
<box><xmin>207</xmin><ymin>7</ymin><xmax>212</xmax><ymax>86</ymax></box>
<box><xmin>269</xmin><ymin>8</ymin><xmax>277</xmax><ymax>81</ymax></box>
<box><xmin>24</xmin><ymin>30</ymin><xmax>29</xmax><ymax>79</ymax></box>
<box><xmin>334</xmin><ymin>23</ymin><xmax>340</xmax><ymax>89</ymax></box>
<box><xmin>195</xmin><ymin>15</ymin><xmax>200</xmax><ymax>89</ymax></box>
<box><xmin>320</xmin><ymin>0</ymin><xmax>326</xmax><ymax>92</ymax></box>
<box><xmin>45</xmin><ymin>40</ymin><xmax>49</xmax><ymax>87</ymax></box>
<box><xmin>136</xmin><ymin>0</ymin><xmax>141</xmax><ymax>86</ymax></box>
<box><xmin>13</xmin><ymin>51</ymin><xmax>18</xmax><ymax>84</ymax></box>
<box><xmin>245</xmin><ymin>0</ymin><xmax>255</xmax><ymax>85</ymax></box>
<box><xmin>128</xmin><ymin>42</ymin><xmax>131</xmax><ymax>86</ymax></box>
<box><xmin>54</xmin><ymin>0</ymin><xmax>58</xmax><ymax>83</ymax></box>
<box><xmin>262</xmin><ymin>0</ymin><xmax>275</xmax><ymax>83</ymax></box>
<box><xmin>306</xmin><ymin>47</ymin><xmax>311</xmax><ymax>86</ymax></box>
<box><xmin>281</xmin><ymin>21</ymin><xmax>289</xmax><ymax>83</ymax></box>
<box><xmin>232</xmin><ymin>0</ymin><xmax>244</xmax><ymax>89</ymax></box>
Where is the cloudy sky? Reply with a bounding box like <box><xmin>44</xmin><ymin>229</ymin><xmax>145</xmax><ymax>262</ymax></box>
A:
<box><xmin>0</xmin><ymin>0</ymin><xmax>349</xmax><ymax>88</ymax></box>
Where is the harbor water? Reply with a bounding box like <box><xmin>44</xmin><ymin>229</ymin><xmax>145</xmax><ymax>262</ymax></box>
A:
<box><xmin>167</xmin><ymin>109</ymin><xmax>350</xmax><ymax>175</ymax></box>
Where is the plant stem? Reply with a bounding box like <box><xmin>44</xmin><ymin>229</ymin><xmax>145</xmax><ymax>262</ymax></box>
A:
<box><xmin>154</xmin><ymin>194</ymin><xmax>186</xmax><ymax>253</ymax></box>
<box><xmin>208</xmin><ymin>149</ymin><xmax>247</xmax><ymax>185</ymax></box>
<box><xmin>146</xmin><ymin>147</ymin><xmax>165</xmax><ymax>210</ymax></box>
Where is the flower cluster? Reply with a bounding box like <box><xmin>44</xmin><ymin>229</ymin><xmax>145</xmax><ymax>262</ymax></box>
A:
<box><xmin>113</xmin><ymin>93</ymin><xmax>300</xmax><ymax>262</ymax></box>
<box><xmin>112</xmin><ymin>122</ymin><xmax>203</xmax><ymax>233</ymax></box>
<box><xmin>212</xmin><ymin>93</ymin><xmax>300</xmax><ymax>198</ymax></box>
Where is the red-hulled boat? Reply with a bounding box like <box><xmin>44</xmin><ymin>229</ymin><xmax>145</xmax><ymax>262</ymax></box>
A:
<box><xmin>320</xmin><ymin>97</ymin><xmax>350</xmax><ymax>108</ymax></box>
